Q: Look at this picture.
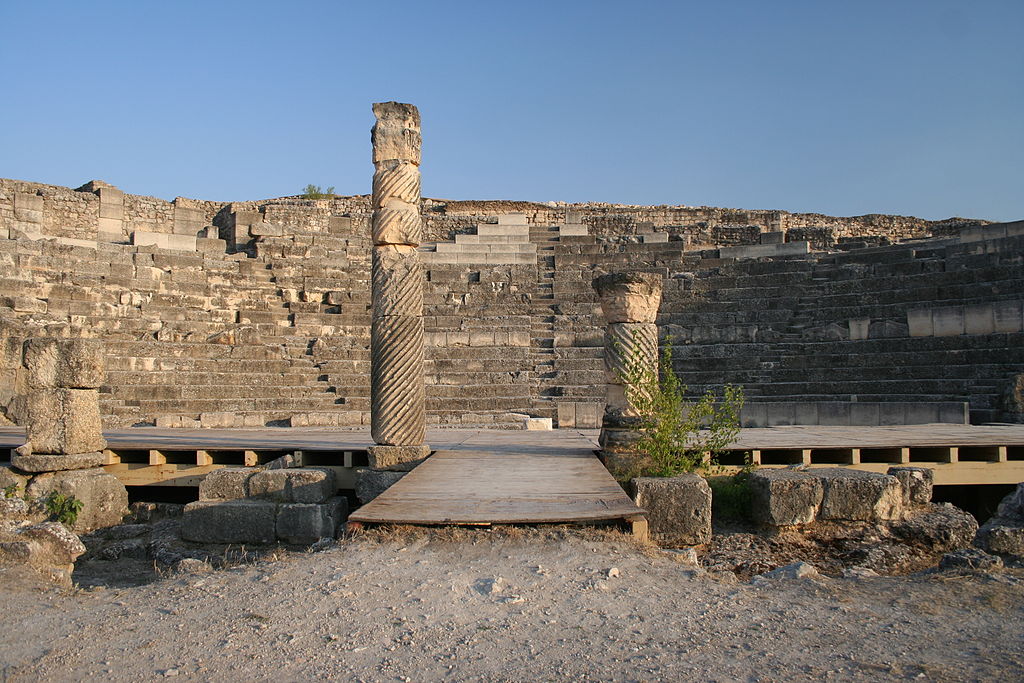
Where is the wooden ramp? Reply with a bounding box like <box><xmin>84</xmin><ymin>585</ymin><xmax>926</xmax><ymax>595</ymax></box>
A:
<box><xmin>348</xmin><ymin>430</ymin><xmax>647</xmax><ymax>538</ymax></box>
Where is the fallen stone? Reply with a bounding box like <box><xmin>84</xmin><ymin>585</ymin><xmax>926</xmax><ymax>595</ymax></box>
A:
<box><xmin>249</xmin><ymin>468</ymin><xmax>336</xmax><ymax>504</ymax></box>
<box><xmin>354</xmin><ymin>469</ymin><xmax>406</xmax><ymax>505</ymax></box>
<box><xmin>522</xmin><ymin>417</ymin><xmax>553</xmax><ymax>431</ymax></box>
<box><xmin>276</xmin><ymin>497</ymin><xmax>348</xmax><ymax>544</ymax></box>
<box><xmin>977</xmin><ymin>525</ymin><xmax>1024</xmax><ymax>556</ymax></box>
<box><xmin>891</xmin><ymin>503</ymin><xmax>978</xmax><ymax>552</ymax></box>
<box><xmin>755</xmin><ymin>561</ymin><xmax>820</xmax><ymax>581</ymax></box>
<box><xmin>23</xmin><ymin>338</ymin><xmax>104</xmax><ymax>389</ymax></box>
<box><xmin>940</xmin><ymin>548</ymin><xmax>1004</xmax><ymax>571</ymax></box>
<box><xmin>12</xmin><ymin>451</ymin><xmax>106</xmax><ymax>473</ymax></box>
<box><xmin>817</xmin><ymin>468</ymin><xmax>903</xmax><ymax>522</ymax></box>
<box><xmin>173</xmin><ymin>557</ymin><xmax>214</xmax><ymax>574</ymax></box>
<box><xmin>630</xmin><ymin>473</ymin><xmax>712</xmax><ymax>546</ymax></box>
<box><xmin>25</xmin><ymin>468</ymin><xmax>127</xmax><ymax>533</ymax></box>
<box><xmin>974</xmin><ymin>483</ymin><xmax>1024</xmax><ymax>556</ymax></box>
<box><xmin>25</xmin><ymin>388</ymin><xmax>106</xmax><ymax>454</ymax></box>
<box><xmin>367</xmin><ymin>445</ymin><xmax>430</xmax><ymax>471</ymax></box>
<box><xmin>663</xmin><ymin>547</ymin><xmax>699</xmax><ymax>566</ymax></box>
<box><xmin>748</xmin><ymin>469</ymin><xmax>823</xmax><ymax>526</ymax></box>
<box><xmin>197</xmin><ymin>468</ymin><xmax>254</xmax><ymax>501</ymax></box>
<box><xmin>180</xmin><ymin>500</ymin><xmax>277</xmax><ymax>544</ymax></box>
<box><xmin>887</xmin><ymin>466</ymin><xmax>934</xmax><ymax>506</ymax></box>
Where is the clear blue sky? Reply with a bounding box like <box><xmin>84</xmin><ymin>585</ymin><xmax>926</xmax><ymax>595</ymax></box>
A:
<box><xmin>2</xmin><ymin>0</ymin><xmax>1022</xmax><ymax>221</ymax></box>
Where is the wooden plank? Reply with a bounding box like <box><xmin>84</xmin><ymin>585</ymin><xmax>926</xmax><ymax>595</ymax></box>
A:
<box><xmin>350</xmin><ymin>448</ymin><xmax>643</xmax><ymax>525</ymax></box>
<box><xmin>196</xmin><ymin>450</ymin><xmax>213</xmax><ymax>466</ymax></box>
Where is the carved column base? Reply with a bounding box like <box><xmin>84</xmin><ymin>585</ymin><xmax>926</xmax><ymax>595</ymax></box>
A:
<box><xmin>367</xmin><ymin>444</ymin><xmax>431</xmax><ymax>472</ymax></box>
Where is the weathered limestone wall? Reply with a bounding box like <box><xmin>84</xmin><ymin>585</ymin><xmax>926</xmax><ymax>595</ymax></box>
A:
<box><xmin>0</xmin><ymin>177</ymin><xmax>1017</xmax><ymax>428</ymax></box>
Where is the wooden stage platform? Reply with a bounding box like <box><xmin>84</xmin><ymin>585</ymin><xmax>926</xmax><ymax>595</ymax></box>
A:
<box><xmin>2</xmin><ymin>423</ymin><xmax>1024</xmax><ymax>487</ymax></box>
<box><xmin>347</xmin><ymin>430</ymin><xmax>647</xmax><ymax>536</ymax></box>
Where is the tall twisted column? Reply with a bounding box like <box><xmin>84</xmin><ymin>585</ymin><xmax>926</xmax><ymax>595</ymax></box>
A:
<box><xmin>592</xmin><ymin>272</ymin><xmax>664</xmax><ymax>473</ymax></box>
<box><xmin>368</xmin><ymin>102</ymin><xmax>429</xmax><ymax>470</ymax></box>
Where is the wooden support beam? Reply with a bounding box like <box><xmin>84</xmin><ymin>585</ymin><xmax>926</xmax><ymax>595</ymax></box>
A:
<box><xmin>850</xmin><ymin>448</ymin><xmax>861</xmax><ymax>465</ymax></box>
<box><xmin>196</xmin><ymin>450</ymin><xmax>213</xmax><ymax>466</ymax></box>
<box><xmin>148</xmin><ymin>449</ymin><xmax>166</xmax><ymax>465</ymax></box>
<box><xmin>749</xmin><ymin>449</ymin><xmax>761</xmax><ymax>466</ymax></box>
<box><xmin>244</xmin><ymin>450</ymin><xmax>258</xmax><ymax>466</ymax></box>
<box><xmin>343</xmin><ymin>451</ymin><xmax>353</xmax><ymax>468</ymax></box>
<box><xmin>103</xmin><ymin>449</ymin><xmax>121</xmax><ymax>465</ymax></box>
<box><xmin>801</xmin><ymin>449</ymin><xmax>812</xmax><ymax>466</ymax></box>
<box><xmin>626</xmin><ymin>515</ymin><xmax>649</xmax><ymax>543</ymax></box>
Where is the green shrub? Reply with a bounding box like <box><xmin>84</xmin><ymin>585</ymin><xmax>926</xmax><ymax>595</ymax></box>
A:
<box><xmin>43</xmin><ymin>492</ymin><xmax>83</xmax><ymax>527</ymax></box>
<box><xmin>301</xmin><ymin>184</ymin><xmax>335</xmax><ymax>200</ymax></box>
<box><xmin>2</xmin><ymin>484</ymin><xmax>20</xmax><ymax>499</ymax></box>
<box><xmin>619</xmin><ymin>335</ymin><xmax>745</xmax><ymax>477</ymax></box>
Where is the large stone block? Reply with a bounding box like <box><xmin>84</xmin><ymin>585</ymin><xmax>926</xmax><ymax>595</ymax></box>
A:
<box><xmin>367</xmin><ymin>445</ymin><xmax>429</xmax><ymax>471</ymax></box>
<box><xmin>12</xmin><ymin>451</ymin><xmax>105</xmax><ymax>473</ymax></box>
<box><xmin>749</xmin><ymin>469</ymin><xmax>823</xmax><ymax>526</ymax></box>
<box><xmin>198</xmin><ymin>468</ymin><xmax>254</xmax><ymax>500</ymax></box>
<box><xmin>354</xmin><ymin>469</ymin><xmax>405</xmax><ymax>505</ymax></box>
<box><xmin>249</xmin><ymin>468</ymin><xmax>336</xmax><ymax>503</ymax></box>
<box><xmin>629</xmin><ymin>474</ymin><xmax>711</xmax><ymax>546</ymax></box>
<box><xmin>372</xmin><ymin>161</ymin><xmax>420</xmax><ymax>207</ymax></box>
<box><xmin>817</xmin><ymin>468</ymin><xmax>903</xmax><ymax>522</ymax></box>
<box><xmin>25</xmin><ymin>468</ymin><xmax>127</xmax><ymax>533</ymax></box>
<box><xmin>25</xmin><ymin>388</ymin><xmax>106</xmax><ymax>455</ymax></box>
<box><xmin>180</xmin><ymin>500</ymin><xmax>278</xmax><ymax>544</ymax></box>
<box><xmin>276</xmin><ymin>497</ymin><xmax>348</xmax><ymax>544</ymax></box>
<box><xmin>887</xmin><ymin>466</ymin><xmax>933</xmax><ymax>506</ymax></box>
<box><xmin>24</xmin><ymin>338</ymin><xmax>104</xmax><ymax>389</ymax></box>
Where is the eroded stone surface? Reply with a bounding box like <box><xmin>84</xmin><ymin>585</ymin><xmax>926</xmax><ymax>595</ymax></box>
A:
<box><xmin>817</xmin><ymin>468</ymin><xmax>903</xmax><ymax>522</ymax></box>
<box><xmin>630</xmin><ymin>473</ymin><xmax>711</xmax><ymax>546</ymax></box>
<box><xmin>25</xmin><ymin>468</ymin><xmax>127</xmax><ymax>533</ymax></box>
<box><xmin>181</xmin><ymin>500</ymin><xmax>278</xmax><ymax>544</ymax></box>
<box><xmin>749</xmin><ymin>469</ymin><xmax>823</xmax><ymax>526</ymax></box>
<box><xmin>367</xmin><ymin>445</ymin><xmax>430</xmax><ymax>471</ymax></box>
<box><xmin>887</xmin><ymin>466</ymin><xmax>933</xmax><ymax>507</ymax></box>
<box><xmin>592</xmin><ymin>271</ymin><xmax>664</xmax><ymax>324</ymax></box>
<box><xmin>12</xmin><ymin>451</ymin><xmax>105</xmax><ymax>473</ymax></box>
<box><xmin>354</xmin><ymin>469</ymin><xmax>406</xmax><ymax>505</ymax></box>
<box><xmin>25</xmin><ymin>388</ymin><xmax>106</xmax><ymax>455</ymax></box>
<box><xmin>248</xmin><ymin>468</ymin><xmax>336</xmax><ymax>504</ymax></box>
<box><xmin>24</xmin><ymin>338</ymin><xmax>104</xmax><ymax>389</ymax></box>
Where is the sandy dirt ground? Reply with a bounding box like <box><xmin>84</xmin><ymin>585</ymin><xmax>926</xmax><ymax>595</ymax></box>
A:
<box><xmin>0</xmin><ymin>526</ymin><xmax>1022</xmax><ymax>682</ymax></box>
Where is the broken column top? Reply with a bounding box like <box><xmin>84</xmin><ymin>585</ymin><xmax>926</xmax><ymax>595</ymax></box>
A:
<box><xmin>592</xmin><ymin>271</ymin><xmax>664</xmax><ymax>324</ymax></box>
<box><xmin>371</xmin><ymin>102</ymin><xmax>421</xmax><ymax>165</ymax></box>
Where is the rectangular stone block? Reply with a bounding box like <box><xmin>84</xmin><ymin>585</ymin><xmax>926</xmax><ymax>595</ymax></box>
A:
<box><xmin>181</xmin><ymin>500</ymin><xmax>277</xmax><ymax>544</ymax></box>
<box><xmin>794</xmin><ymin>403</ymin><xmax>819</xmax><ymax>426</ymax></box>
<box><xmin>249</xmin><ymin>467</ymin><xmax>336</xmax><ymax>503</ymax></box>
<box><xmin>904</xmin><ymin>403</ymin><xmax>940</xmax><ymax>424</ymax></box>
<box><xmin>993</xmin><ymin>301</ymin><xmax>1023</xmax><ymax>333</ymax></box>
<box><xmin>817</xmin><ymin>403</ymin><xmax>851</xmax><ymax>426</ymax></box>
<box><xmin>26</xmin><ymin>388</ymin><xmax>106</xmax><ymax>454</ymax></box>
<box><xmin>759</xmin><ymin>231</ymin><xmax>785</xmax><ymax>244</ymax></box>
<box><xmin>372</xmin><ymin>206</ymin><xmax>421</xmax><ymax>246</ymax></box>
<box><xmin>97</xmin><ymin>217</ymin><xmax>124</xmax><ymax>240</ymax></box>
<box><xmin>367</xmin><ymin>444</ymin><xmax>429</xmax><ymax>471</ymax></box>
<box><xmin>938</xmin><ymin>402</ymin><xmax>969</xmax><ymax>425</ymax></box>
<box><xmin>964</xmin><ymin>304</ymin><xmax>994</xmax><ymax>335</ymax></box>
<box><xmin>741</xmin><ymin>403</ymin><xmax>767</xmax><ymax>428</ymax></box>
<box><xmin>173</xmin><ymin>205</ymin><xmax>205</xmax><ymax>235</ymax></box>
<box><xmin>372</xmin><ymin>245</ymin><xmax>423</xmax><ymax>317</ymax></box>
<box><xmin>932</xmin><ymin>306</ymin><xmax>965</xmax><ymax>336</ymax></box>
<box><xmin>906</xmin><ymin>309</ymin><xmax>933</xmax><ymax>337</ymax></box>
<box><xmin>559</xmin><ymin>224</ymin><xmax>588</xmax><ymax>236</ymax></box>
<box><xmin>849</xmin><ymin>402</ymin><xmax>880</xmax><ymax>426</ymax></box>
<box><xmin>849</xmin><ymin>318</ymin><xmax>870</xmax><ymax>341</ymax></box>
<box><xmin>750</xmin><ymin>469</ymin><xmax>823</xmax><ymax>526</ymax></box>
<box><xmin>557</xmin><ymin>402</ymin><xmax>576</xmax><ymax>428</ymax></box>
<box><xmin>765</xmin><ymin>402</ymin><xmax>796</xmax><ymax>426</ymax></box>
<box><xmin>198</xmin><ymin>467</ymin><xmax>254</xmax><ymax>500</ymax></box>
<box><xmin>24</xmin><ymin>338</ymin><xmax>104</xmax><ymax>389</ymax></box>
<box><xmin>575</xmin><ymin>403</ymin><xmax>602</xmax><ymax>429</ymax></box>
<box><xmin>718</xmin><ymin>242</ymin><xmax>809</xmax><ymax>259</ymax></box>
<box><xmin>497</xmin><ymin>213</ymin><xmax>529</xmax><ymax>226</ymax></box>
<box><xmin>276</xmin><ymin>498</ymin><xmax>348</xmax><ymax>544</ymax></box>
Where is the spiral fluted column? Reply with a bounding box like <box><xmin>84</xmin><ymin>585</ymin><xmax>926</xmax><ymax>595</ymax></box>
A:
<box><xmin>368</xmin><ymin>102</ymin><xmax>428</xmax><ymax>470</ymax></box>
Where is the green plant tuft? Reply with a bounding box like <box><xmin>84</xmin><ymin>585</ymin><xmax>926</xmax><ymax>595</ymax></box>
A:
<box><xmin>618</xmin><ymin>334</ymin><xmax>745</xmax><ymax>477</ymax></box>
<box><xmin>43</xmin><ymin>492</ymin><xmax>84</xmax><ymax>526</ymax></box>
<box><xmin>301</xmin><ymin>184</ymin><xmax>335</xmax><ymax>200</ymax></box>
<box><xmin>2</xmin><ymin>483</ymin><xmax>20</xmax><ymax>499</ymax></box>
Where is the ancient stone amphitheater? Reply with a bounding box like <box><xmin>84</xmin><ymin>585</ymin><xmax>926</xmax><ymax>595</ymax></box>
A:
<box><xmin>1</xmin><ymin>176</ymin><xmax>1021</xmax><ymax>435</ymax></box>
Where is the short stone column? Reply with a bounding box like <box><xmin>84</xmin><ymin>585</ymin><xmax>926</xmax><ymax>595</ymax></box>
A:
<box><xmin>592</xmin><ymin>272</ymin><xmax>664</xmax><ymax>467</ymax></box>
<box><xmin>9</xmin><ymin>337</ymin><xmax>127</xmax><ymax>532</ymax></box>
<box><xmin>368</xmin><ymin>102</ymin><xmax>428</xmax><ymax>470</ymax></box>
